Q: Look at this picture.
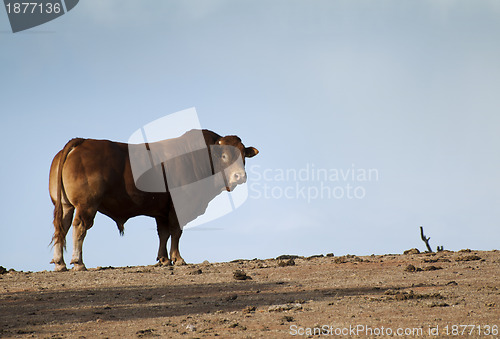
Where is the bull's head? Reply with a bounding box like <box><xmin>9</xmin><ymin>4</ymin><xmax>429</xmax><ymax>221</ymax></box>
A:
<box><xmin>210</xmin><ymin>136</ymin><xmax>259</xmax><ymax>192</ymax></box>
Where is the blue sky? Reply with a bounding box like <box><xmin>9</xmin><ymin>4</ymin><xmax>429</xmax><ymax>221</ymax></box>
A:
<box><xmin>1</xmin><ymin>1</ymin><xmax>499</xmax><ymax>272</ymax></box>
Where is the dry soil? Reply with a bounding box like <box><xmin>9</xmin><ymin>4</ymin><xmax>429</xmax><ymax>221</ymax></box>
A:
<box><xmin>1</xmin><ymin>250</ymin><xmax>499</xmax><ymax>338</ymax></box>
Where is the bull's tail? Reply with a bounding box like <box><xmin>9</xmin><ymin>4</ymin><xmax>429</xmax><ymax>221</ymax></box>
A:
<box><xmin>52</xmin><ymin>138</ymin><xmax>85</xmax><ymax>249</ymax></box>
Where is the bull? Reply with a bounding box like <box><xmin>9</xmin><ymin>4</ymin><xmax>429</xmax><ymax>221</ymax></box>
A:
<box><xmin>49</xmin><ymin>129</ymin><xmax>258</xmax><ymax>271</ymax></box>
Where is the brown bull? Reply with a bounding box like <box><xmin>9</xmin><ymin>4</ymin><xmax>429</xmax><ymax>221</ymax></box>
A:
<box><xmin>49</xmin><ymin>129</ymin><xmax>258</xmax><ymax>271</ymax></box>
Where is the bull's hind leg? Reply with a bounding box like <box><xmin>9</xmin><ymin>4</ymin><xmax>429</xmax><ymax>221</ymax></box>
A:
<box><xmin>70</xmin><ymin>206</ymin><xmax>96</xmax><ymax>271</ymax></box>
<box><xmin>155</xmin><ymin>217</ymin><xmax>171</xmax><ymax>265</ymax></box>
<box><xmin>50</xmin><ymin>204</ymin><xmax>74</xmax><ymax>271</ymax></box>
<box><xmin>168</xmin><ymin>213</ymin><xmax>186</xmax><ymax>265</ymax></box>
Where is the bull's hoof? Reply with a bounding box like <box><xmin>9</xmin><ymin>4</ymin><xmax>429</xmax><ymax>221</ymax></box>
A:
<box><xmin>72</xmin><ymin>264</ymin><xmax>87</xmax><ymax>271</ymax></box>
<box><xmin>157</xmin><ymin>257</ymin><xmax>172</xmax><ymax>266</ymax></box>
<box><xmin>54</xmin><ymin>264</ymin><xmax>68</xmax><ymax>272</ymax></box>
<box><xmin>51</xmin><ymin>260</ymin><xmax>68</xmax><ymax>272</ymax></box>
<box><xmin>172</xmin><ymin>258</ymin><xmax>186</xmax><ymax>266</ymax></box>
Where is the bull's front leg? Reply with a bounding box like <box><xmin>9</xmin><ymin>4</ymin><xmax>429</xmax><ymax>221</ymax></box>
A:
<box><xmin>155</xmin><ymin>217</ymin><xmax>171</xmax><ymax>265</ymax></box>
<box><xmin>168</xmin><ymin>213</ymin><xmax>186</xmax><ymax>265</ymax></box>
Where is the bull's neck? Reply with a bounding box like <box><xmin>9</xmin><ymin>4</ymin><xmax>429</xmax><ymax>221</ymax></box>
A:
<box><xmin>149</xmin><ymin>138</ymin><xmax>216</xmax><ymax>187</ymax></box>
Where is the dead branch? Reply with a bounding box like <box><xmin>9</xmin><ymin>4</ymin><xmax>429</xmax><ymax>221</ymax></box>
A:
<box><xmin>420</xmin><ymin>226</ymin><xmax>433</xmax><ymax>253</ymax></box>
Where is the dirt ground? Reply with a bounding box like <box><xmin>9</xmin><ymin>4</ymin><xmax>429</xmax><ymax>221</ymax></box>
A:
<box><xmin>1</xmin><ymin>250</ymin><xmax>499</xmax><ymax>338</ymax></box>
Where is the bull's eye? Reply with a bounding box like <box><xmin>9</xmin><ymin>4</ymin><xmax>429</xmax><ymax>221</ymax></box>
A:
<box><xmin>222</xmin><ymin>153</ymin><xmax>228</xmax><ymax>162</ymax></box>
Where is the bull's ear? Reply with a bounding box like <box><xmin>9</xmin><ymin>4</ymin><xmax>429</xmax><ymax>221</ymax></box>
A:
<box><xmin>245</xmin><ymin>146</ymin><xmax>259</xmax><ymax>158</ymax></box>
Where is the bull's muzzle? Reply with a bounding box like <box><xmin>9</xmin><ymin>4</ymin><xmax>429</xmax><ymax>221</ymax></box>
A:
<box><xmin>226</xmin><ymin>171</ymin><xmax>247</xmax><ymax>192</ymax></box>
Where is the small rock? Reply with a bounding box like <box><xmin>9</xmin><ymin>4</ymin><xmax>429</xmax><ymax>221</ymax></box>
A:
<box><xmin>268</xmin><ymin>303</ymin><xmax>302</xmax><ymax>312</ymax></box>
<box><xmin>277</xmin><ymin>258</ymin><xmax>295</xmax><ymax>267</ymax></box>
<box><xmin>136</xmin><ymin>328</ymin><xmax>158</xmax><ymax>337</ymax></box>
<box><xmin>225</xmin><ymin>294</ymin><xmax>238</xmax><ymax>302</ymax></box>
<box><xmin>306</xmin><ymin>254</ymin><xmax>324</xmax><ymax>260</ymax></box>
<box><xmin>404</xmin><ymin>248</ymin><xmax>420</xmax><ymax>255</ymax></box>
<box><xmin>185</xmin><ymin>324</ymin><xmax>196</xmax><ymax>332</ymax></box>
<box><xmin>456</xmin><ymin>255</ymin><xmax>481</xmax><ymax>261</ymax></box>
<box><xmin>276</xmin><ymin>255</ymin><xmax>300</xmax><ymax>260</ymax></box>
<box><xmin>334</xmin><ymin>256</ymin><xmax>347</xmax><ymax>264</ymax></box>
<box><xmin>404</xmin><ymin>264</ymin><xmax>418</xmax><ymax>272</ymax></box>
<box><xmin>189</xmin><ymin>269</ymin><xmax>203</xmax><ymax>275</ymax></box>
<box><xmin>386</xmin><ymin>290</ymin><xmax>443</xmax><ymax>301</ymax></box>
<box><xmin>0</xmin><ymin>266</ymin><xmax>7</xmax><ymax>275</ymax></box>
<box><xmin>268</xmin><ymin>304</ymin><xmax>291</xmax><ymax>312</ymax></box>
<box><xmin>233</xmin><ymin>270</ymin><xmax>251</xmax><ymax>280</ymax></box>
<box><xmin>243</xmin><ymin>306</ymin><xmax>256</xmax><ymax>313</ymax></box>
<box><xmin>429</xmin><ymin>302</ymin><xmax>449</xmax><ymax>308</ymax></box>
<box><xmin>423</xmin><ymin>258</ymin><xmax>451</xmax><ymax>263</ymax></box>
<box><xmin>423</xmin><ymin>265</ymin><xmax>442</xmax><ymax>271</ymax></box>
